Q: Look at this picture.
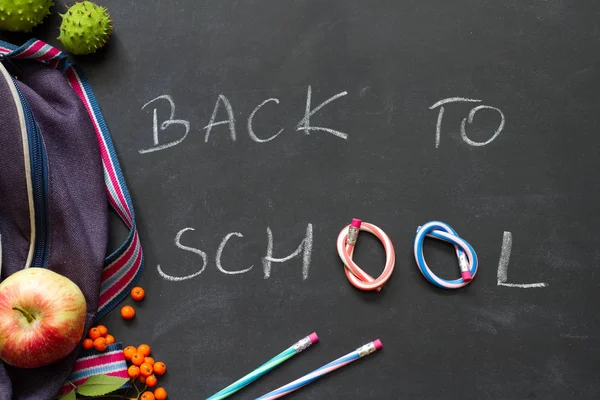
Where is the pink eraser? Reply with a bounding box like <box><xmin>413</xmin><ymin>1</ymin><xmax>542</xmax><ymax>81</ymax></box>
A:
<box><xmin>373</xmin><ymin>339</ymin><xmax>383</xmax><ymax>350</ymax></box>
<box><xmin>351</xmin><ymin>218</ymin><xmax>362</xmax><ymax>228</ymax></box>
<box><xmin>461</xmin><ymin>271</ymin><xmax>473</xmax><ymax>282</ymax></box>
<box><xmin>308</xmin><ymin>332</ymin><xmax>319</xmax><ymax>344</ymax></box>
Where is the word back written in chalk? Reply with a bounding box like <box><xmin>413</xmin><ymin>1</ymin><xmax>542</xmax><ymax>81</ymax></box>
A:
<box><xmin>139</xmin><ymin>86</ymin><xmax>348</xmax><ymax>154</ymax></box>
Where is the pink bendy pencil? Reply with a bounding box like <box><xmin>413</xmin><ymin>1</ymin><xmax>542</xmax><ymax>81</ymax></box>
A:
<box><xmin>255</xmin><ymin>339</ymin><xmax>382</xmax><ymax>399</ymax></box>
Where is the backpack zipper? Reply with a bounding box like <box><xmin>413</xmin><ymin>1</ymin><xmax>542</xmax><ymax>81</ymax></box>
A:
<box><xmin>13</xmin><ymin>82</ymin><xmax>50</xmax><ymax>268</ymax></box>
<box><xmin>0</xmin><ymin>53</ymin><xmax>21</xmax><ymax>80</ymax></box>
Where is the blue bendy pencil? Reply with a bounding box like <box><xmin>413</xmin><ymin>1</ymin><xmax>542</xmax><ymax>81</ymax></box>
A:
<box><xmin>255</xmin><ymin>339</ymin><xmax>382</xmax><ymax>400</ymax></box>
<box><xmin>206</xmin><ymin>333</ymin><xmax>319</xmax><ymax>400</ymax></box>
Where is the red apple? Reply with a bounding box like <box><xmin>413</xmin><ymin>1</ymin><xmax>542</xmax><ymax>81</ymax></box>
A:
<box><xmin>0</xmin><ymin>267</ymin><xmax>87</xmax><ymax>368</ymax></box>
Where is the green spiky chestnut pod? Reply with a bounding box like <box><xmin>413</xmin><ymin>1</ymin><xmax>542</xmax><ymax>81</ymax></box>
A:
<box><xmin>58</xmin><ymin>1</ymin><xmax>112</xmax><ymax>55</ymax></box>
<box><xmin>0</xmin><ymin>0</ymin><xmax>54</xmax><ymax>32</ymax></box>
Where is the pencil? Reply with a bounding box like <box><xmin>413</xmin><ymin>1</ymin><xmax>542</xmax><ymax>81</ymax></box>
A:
<box><xmin>206</xmin><ymin>333</ymin><xmax>319</xmax><ymax>400</ymax></box>
<box><xmin>255</xmin><ymin>339</ymin><xmax>382</xmax><ymax>400</ymax></box>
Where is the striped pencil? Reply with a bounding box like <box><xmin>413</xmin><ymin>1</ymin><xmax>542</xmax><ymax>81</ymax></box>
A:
<box><xmin>255</xmin><ymin>339</ymin><xmax>382</xmax><ymax>400</ymax></box>
<box><xmin>206</xmin><ymin>333</ymin><xmax>319</xmax><ymax>400</ymax></box>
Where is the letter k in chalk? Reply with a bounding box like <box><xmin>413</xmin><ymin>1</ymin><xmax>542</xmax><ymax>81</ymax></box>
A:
<box><xmin>295</xmin><ymin>86</ymin><xmax>348</xmax><ymax>139</ymax></box>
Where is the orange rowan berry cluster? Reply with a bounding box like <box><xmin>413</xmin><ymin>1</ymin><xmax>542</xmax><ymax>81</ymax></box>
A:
<box><xmin>120</xmin><ymin>287</ymin><xmax>167</xmax><ymax>399</ymax></box>
<box><xmin>124</xmin><ymin>343</ymin><xmax>168</xmax><ymax>399</ymax></box>
<box><xmin>82</xmin><ymin>324</ymin><xmax>115</xmax><ymax>352</ymax></box>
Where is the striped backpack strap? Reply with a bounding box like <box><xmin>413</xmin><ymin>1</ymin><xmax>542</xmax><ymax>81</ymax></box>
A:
<box><xmin>0</xmin><ymin>39</ymin><xmax>143</xmax><ymax>395</ymax></box>
<box><xmin>0</xmin><ymin>39</ymin><xmax>144</xmax><ymax>320</ymax></box>
<box><xmin>58</xmin><ymin>344</ymin><xmax>131</xmax><ymax>396</ymax></box>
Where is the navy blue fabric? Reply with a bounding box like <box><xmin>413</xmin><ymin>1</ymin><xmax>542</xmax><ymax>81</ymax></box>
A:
<box><xmin>0</xmin><ymin>59</ymin><xmax>108</xmax><ymax>399</ymax></box>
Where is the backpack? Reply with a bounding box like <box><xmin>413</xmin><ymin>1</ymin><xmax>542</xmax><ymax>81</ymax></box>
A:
<box><xmin>0</xmin><ymin>39</ymin><xmax>144</xmax><ymax>400</ymax></box>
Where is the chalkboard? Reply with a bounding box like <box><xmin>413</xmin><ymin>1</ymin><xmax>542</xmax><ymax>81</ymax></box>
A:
<box><xmin>3</xmin><ymin>0</ymin><xmax>600</xmax><ymax>398</ymax></box>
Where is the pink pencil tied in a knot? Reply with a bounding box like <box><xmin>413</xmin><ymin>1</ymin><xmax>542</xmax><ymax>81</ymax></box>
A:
<box><xmin>338</xmin><ymin>218</ymin><xmax>396</xmax><ymax>292</ymax></box>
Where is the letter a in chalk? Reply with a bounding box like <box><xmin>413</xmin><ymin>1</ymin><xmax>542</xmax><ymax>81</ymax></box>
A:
<box><xmin>262</xmin><ymin>224</ymin><xmax>313</xmax><ymax>280</ymax></box>
<box><xmin>296</xmin><ymin>86</ymin><xmax>349</xmax><ymax>139</ymax></box>
<box><xmin>204</xmin><ymin>94</ymin><xmax>236</xmax><ymax>143</ymax></box>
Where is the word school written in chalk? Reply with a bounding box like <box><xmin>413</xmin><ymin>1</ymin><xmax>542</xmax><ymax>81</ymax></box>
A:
<box><xmin>156</xmin><ymin>223</ymin><xmax>546</xmax><ymax>289</ymax></box>
<box><xmin>137</xmin><ymin>89</ymin><xmax>506</xmax><ymax>154</ymax></box>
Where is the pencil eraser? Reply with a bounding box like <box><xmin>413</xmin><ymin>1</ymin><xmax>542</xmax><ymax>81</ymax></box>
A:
<box><xmin>351</xmin><ymin>219</ymin><xmax>362</xmax><ymax>228</ymax></box>
<box><xmin>308</xmin><ymin>332</ymin><xmax>319</xmax><ymax>344</ymax></box>
<box><xmin>461</xmin><ymin>271</ymin><xmax>472</xmax><ymax>282</ymax></box>
<box><xmin>373</xmin><ymin>339</ymin><xmax>383</xmax><ymax>350</ymax></box>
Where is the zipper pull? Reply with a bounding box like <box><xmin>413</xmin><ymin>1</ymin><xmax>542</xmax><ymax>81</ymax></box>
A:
<box><xmin>0</xmin><ymin>54</ymin><xmax>21</xmax><ymax>80</ymax></box>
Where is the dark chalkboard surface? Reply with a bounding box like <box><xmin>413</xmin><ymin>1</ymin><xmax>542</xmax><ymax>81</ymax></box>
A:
<box><xmin>3</xmin><ymin>1</ymin><xmax>600</xmax><ymax>398</ymax></box>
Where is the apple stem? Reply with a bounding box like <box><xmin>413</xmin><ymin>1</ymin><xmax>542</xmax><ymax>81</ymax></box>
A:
<box><xmin>12</xmin><ymin>306</ymin><xmax>35</xmax><ymax>323</ymax></box>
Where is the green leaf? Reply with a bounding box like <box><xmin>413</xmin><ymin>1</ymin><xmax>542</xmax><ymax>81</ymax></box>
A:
<box><xmin>58</xmin><ymin>391</ymin><xmax>76</xmax><ymax>400</ymax></box>
<box><xmin>76</xmin><ymin>374</ymin><xmax>129</xmax><ymax>397</ymax></box>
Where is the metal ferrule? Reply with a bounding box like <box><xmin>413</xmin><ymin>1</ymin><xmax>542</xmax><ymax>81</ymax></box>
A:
<box><xmin>458</xmin><ymin>253</ymin><xmax>470</xmax><ymax>273</ymax></box>
<box><xmin>347</xmin><ymin>226</ymin><xmax>360</xmax><ymax>245</ymax></box>
<box><xmin>356</xmin><ymin>342</ymin><xmax>376</xmax><ymax>357</ymax></box>
<box><xmin>293</xmin><ymin>336</ymin><xmax>312</xmax><ymax>353</ymax></box>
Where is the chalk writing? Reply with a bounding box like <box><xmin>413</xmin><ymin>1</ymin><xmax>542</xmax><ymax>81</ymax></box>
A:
<box><xmin>157</xmin><ymin>227</ymin><xmax>207</xmax><ymax>282</ymax></box>
<box><xmin>157</xmin><ymin>223</ymin><xmax>313</xmax><ymax>281</ymax></box>
<box><xmin>158</xmin><ymin>225</ymin><xmax>553</xmax><ymax>290</ymax></box>
<box><xmin>247</xmin><ymin>98</ymin><xmax>284</xmax><ymax>143</ymax></box>
<box><xmin>461</xmin><ymin>105</ymin><xmax>505</xmax><ymax>147</ymax></box>
<box><xmin>497</xmin><ymin>231</ymin><xmax>547</xmax><ymax>288</ymax></box>
<box><xmin>430</xmin><ymin>97</ymin><xmax>505</xmax><ymax>148</ymax></box>
<box><xmin>139</xmin><ymin>95</ymin><xmax>190</xmax><ymax>154</ymax></box>
<box><xmin>216</xmin><ymin>232</ymin><xmax>253</xmax><ymax>274</ymax></box>
<box><xmin>140</xmin><ymin>87</ymin><xmax>348</xmax><ymax>154</ymax></box>
<box><xmin>204</xmin><ymin>94</ymin><xmax>236</xmax><ymax>143</ymax></box>
<box><xmin>295</xmin><ymin>86</ymin><xmax>349</xmax><ymax>139</ymax></box>
<box><xmin>263</xmin><ymin>224</ymin><xmax>313</xmax><ymax>280</ymax></box>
